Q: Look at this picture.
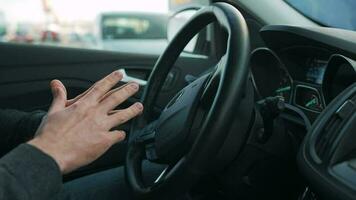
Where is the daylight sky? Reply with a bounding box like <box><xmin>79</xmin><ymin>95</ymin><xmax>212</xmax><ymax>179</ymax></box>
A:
<box><xmin>0</xmin><ymin>0</ymin><xmax>169</xmax><ymax>23</ymax></box>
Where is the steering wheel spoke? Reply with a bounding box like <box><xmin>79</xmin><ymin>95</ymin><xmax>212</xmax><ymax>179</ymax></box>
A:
<box><xmin>133</xmin><ymin>121</ymin><xmax>159</xmax><ymax>161</ymax></box>
<box><xmin>134</xmin><ymin>122</ymin><xmax>157</xmax><ymax>144</ymax></box>
<box><xmin>153</xmin><ymin>157</ymin><xmax>186</xmax><ymax>185</ymax></box>
<box><xmin>200</xmin><ymin>55</ymin><xmax>227</xmax><ymax>108</ymax></box>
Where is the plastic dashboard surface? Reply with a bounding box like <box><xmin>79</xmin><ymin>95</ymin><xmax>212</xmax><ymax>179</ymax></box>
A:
<box><xmin>255</xmin><ymin>25</ymin><xmax>356</xmax><ymax>200</ymax></box>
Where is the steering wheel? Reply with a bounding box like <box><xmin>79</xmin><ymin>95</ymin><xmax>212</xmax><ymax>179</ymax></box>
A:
<box><xmin>125</xmin><ymin>2</ymin><xmax>251</xmax><ymax>199</ymax></box>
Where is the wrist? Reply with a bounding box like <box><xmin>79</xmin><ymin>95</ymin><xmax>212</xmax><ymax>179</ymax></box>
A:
<box><xmin>27</xmin><ymin>138</ymin><xmax>68</xmax><ymax>174</ymax></box>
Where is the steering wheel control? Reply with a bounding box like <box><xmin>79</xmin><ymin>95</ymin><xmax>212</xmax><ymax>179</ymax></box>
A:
<box><xmin>257</xmin><ymin>96</ymin><xmax>285</xmax><ymax>143</ymax></box>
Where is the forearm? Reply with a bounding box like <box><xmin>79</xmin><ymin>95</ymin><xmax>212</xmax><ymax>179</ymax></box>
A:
<box><xmin>0</xmin><ymin>144</ymin><xmax>62</xmax><ymax>200</ymax></box>
<box><xmin>0</xmin><ymin>109</ymin><xmax>46</xmax><ymax>157</ymax></box>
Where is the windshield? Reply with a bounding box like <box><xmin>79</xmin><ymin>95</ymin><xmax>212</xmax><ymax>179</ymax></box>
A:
<box><xmin>285</xmin><ymin>0</ymin><xmax>356</xmax><ymax>31</ymax></box>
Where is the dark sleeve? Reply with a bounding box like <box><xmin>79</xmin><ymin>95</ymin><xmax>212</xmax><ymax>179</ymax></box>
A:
<box><xmin>0</xmin><ymin>109</ymin><xmax>46</xmax><ymax>157</ymax></box>
<box><xmin>0</xmin><ymin>144</ymin><xmax>62</xmax><ymax>200</ymax></box>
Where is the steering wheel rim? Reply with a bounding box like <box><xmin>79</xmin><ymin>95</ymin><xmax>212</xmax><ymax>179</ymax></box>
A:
<box><xmin>125</xmin><ymin>2</ymin><xmax>251</xmax><ymax>199</ymax></box>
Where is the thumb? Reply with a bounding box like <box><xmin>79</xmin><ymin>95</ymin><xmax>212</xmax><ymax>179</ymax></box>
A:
<box><xmin>49</xmin><ymin>80</ymin><xmax>67</xmax><ymax>114</ymax></box>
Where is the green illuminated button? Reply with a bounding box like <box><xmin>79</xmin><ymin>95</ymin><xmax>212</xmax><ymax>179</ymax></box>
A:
<box><xmin>305</xmin><ymin>98</ymin><xmax>317</xmax><ymax>108</ymax></box>
<box><xmin>276</xmin><ymin>86</ymin><xmax>291</xmax><ymax>93</ymax></box>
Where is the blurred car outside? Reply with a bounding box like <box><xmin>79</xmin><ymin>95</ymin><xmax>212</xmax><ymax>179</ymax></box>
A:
<box><xmin>95</xmin><ymin>12</ymin><xmax>168</xmax><ymax>54</ymax></box>
<box><xmin>59</xmin><ymin>31</ymin><xmax>97</xmax><ymax>49</ymax></box>
<box><xmin>9</xmin><ymin>23</ymin><xmax>35</xmax><ymax>43</ymax></box>
<box><xmin>0</xmin><ymin>11</ymin><xmax>6</xmax><ymax>42</ymax></box>
<box><xmin>41</xmin><ymin>30</ymin><xmax>60</xmax><ymax>42</ymax></box>
<box><xmin>40</xmin><ymin>24</ymin><xmax>60</xmax><ymax>45</ymax></box>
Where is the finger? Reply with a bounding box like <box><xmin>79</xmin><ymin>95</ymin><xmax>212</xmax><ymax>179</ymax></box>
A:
<box><xmin>106</xmin><ymin>130</ymin><xmax>126</xmax><ymax>145</ymax></box>
<box><xmin>56</xmin><ymin>80</ymin><xmax>67</xmax><ymax>96</ymax></box>
<box><xmin>69</xmin><ymin>77</ymin><xmax>129</xmax><ymax>107</ymax></box>
<box><xmin>83</xmin><ymin>71</ymin><xmax>123</xmax><ymax>103</ymax></box>
<box><xmin>100</xmin><ymin>82</ymin><xmax>139</xmax><ymax>111</ymax></box>
<box><xmin>99</xmin><ymin>82</ymin><xmax>131</xmax><ymax>102</ymax></box>
<box><xmin>108</xmin><ymin>110</ymin><xmax>120</xmax><ymax>115</ymax></box>
<box><xmin>48</xmin><ymin>80</ymin><xmax>67</xmax><ymax>114</ymax></box>
<box><xmin>66</xmin><ymin>84</ymin><xmax>94</xmax><ymax>107</ymax></box>
<box><xmin>107</xmin><ymin>102</ymin><xmax>143</xmax><ymax>127</ymax></box>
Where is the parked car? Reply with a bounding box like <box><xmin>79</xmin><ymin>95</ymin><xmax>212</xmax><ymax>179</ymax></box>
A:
<box><xmin>96</xmin><ymin>12</ymin><xmax>168</xmax><ymax>54</ymax></box>
<box><xmin>9</xmin><ymin>23</ymin><xmax>34</xmax><ymax>43</ymax></box>
<box><xmin>41</xmin><ymin>30</ymin><xmax>60</xmax><ymax>42</ymax></box>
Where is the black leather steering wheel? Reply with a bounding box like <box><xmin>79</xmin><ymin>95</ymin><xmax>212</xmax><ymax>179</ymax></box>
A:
<box><xmin>125</xmin><ymin>2</ymin><xmax>251</xmax><ymax>199</ymax></box>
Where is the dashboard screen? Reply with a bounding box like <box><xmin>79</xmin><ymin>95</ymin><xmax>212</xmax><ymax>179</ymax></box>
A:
<box><xmin>295</xmin><ymin>85</ymin><xmax>323</xmax><ymax>112</ymax></box>
<box><xmin>306</xmin><ymin>58</ymin><xmax>328</xmax><ymax>84</ymax></box>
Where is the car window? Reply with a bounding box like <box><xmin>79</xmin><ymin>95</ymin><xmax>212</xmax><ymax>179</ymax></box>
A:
<box><xmin>0</xmin><ymin>0</ymin><xmax>169</xmax><ymax>53</ymax></box>
<box><xmin>285</xmin><ymin>0</ymin><xmax>356</xmax><ymax>31</ymax></box>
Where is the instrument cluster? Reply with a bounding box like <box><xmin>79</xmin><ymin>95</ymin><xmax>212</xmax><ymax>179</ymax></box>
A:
<box><xmin>250</xmin><ymin>47</ymin><xmax>356</xmax><ymax>118</ymax></box>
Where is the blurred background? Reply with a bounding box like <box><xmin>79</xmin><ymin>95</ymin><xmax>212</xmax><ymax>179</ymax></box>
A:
<box><xmin>0</xmin><ymin>0</ymin><xmax>173</xmax><ymax>53</ymax></box>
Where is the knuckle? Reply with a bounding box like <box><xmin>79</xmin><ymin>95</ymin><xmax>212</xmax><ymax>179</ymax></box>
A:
<box><xmin>102</xmin><ymin>134</ymin><xmax>114</xmax><ymax>146</ymax></box>
<box><xmin>92</xmin><ymin>85</ymin><xmax>104</xmax><ymax>93</ymax></box>
<box><xmin>115</xmin><ymin>115</ymin><xmax>126</xmax><ymax>124</ymax></box>
<box><xmin>83</xmin><ymin>107</ymin><xmax>97</xmax><ymax>118</ymax></box>
<box><xmin>123</xmin><ymin>85</ymin><xmax>136</xmax><ymax>95</ymax></box>
<box><xmin>86</xmin><ymin>107</ymin><xmax>95</xmax><ymax>114</ymax></box>
<box><xmin>97</xmin><ymin>122</ymin><xmax>106</xmax><ymax>131</ymax></box>
<box><xmin>114</xmin><ymin>113</ymin><xmax>126</xmax><ymax>124</ymax></box>
<box><xmin>120</xmin><ymin>109</ymin><xmax>135</xmax><ymax>120</ymax></box>
<box><xmin>105</xmin><ymin>74</ymin><xmax>115</xmax><ymax>83</ymax></box>
<box><xmin>112</xmin><ymin>92</ymin><xmax>124</xmax><ymax>102</ymax></box>
<box><xmin>105</xmin><ymin>72</ymin><xmax>120</xmax><ymax>85</ymax></box>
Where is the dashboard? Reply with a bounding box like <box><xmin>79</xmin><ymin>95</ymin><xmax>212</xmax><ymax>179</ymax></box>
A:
<box><xmin>234</xmin><ymin>25</ymin><xmax>356</xmax><ymax>200</ymax></box>
<box><xmin>250</xmin><ymin>26</ymin><xmax>356</xmax><ymax>122</ymax></box>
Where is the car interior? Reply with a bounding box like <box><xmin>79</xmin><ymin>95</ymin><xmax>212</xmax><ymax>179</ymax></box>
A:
<box><xmin>1</xmin><ymin>0</ymin><xmax>356</xmax><ymax>199</ymax></box>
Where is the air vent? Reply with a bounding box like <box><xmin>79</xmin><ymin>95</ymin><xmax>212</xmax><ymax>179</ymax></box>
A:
<box><xmin>315</xmin><ymin>98</ymin><xmax>356</xmax><ymax>161</ymax></box>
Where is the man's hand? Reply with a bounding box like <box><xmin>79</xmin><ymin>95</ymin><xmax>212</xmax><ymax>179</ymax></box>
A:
<box><xmin>28</xmin><ymin>71</ymin><xmax>143</xmax><ymax>174</ymax></box>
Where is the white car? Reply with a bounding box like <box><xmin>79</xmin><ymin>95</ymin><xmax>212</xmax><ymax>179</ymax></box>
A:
<box><xmin>96</xmin><ymin>12</ymin><xmax>168</xmax><ymax>54</ymax></box>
